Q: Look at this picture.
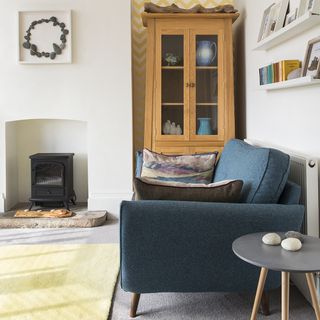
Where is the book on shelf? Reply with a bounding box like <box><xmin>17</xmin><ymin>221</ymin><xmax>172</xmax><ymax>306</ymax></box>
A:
<box><xmin>259</xmin><ymin>60</ymin><xmax>301</xmax><ymax>85</ymax></box>
<box><xmin>281</xmin><ymin>60</ymin><xmax>301</xmax><ymax>81</ymax></box>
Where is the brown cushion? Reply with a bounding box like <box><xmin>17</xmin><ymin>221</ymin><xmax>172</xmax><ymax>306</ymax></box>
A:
<box><xmin>133</xmin><ymin>177</ymin><xmax>243</xmax><ymax>203</ymax></box>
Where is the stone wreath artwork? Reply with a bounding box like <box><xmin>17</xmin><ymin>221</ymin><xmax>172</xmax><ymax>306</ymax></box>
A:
<box><xmin>144</xmin><ymin>2</ymin><xmax>238</xmax><ymax>14</ymax></box>
<box><xmin>22</xmin><ymin>16</ymin><xmax>69</xmax><ymax>60</ymax></box>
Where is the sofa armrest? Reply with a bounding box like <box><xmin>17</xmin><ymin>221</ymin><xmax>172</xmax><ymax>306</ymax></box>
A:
<box><xmin>120</xmin><ymin>200</ymin><xmax>304</xmax><ymax>293</ymax></box>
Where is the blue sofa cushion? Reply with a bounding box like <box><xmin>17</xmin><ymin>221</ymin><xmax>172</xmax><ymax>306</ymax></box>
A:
<box><xmin>213</xmin><ymin>139</ymin><xmax>290</xmax><ymax>204</ymax></box>
<box><xmin>278</xmin><ymin>181</ymin><xmax>301</xmax><ymax>205</ymax></box>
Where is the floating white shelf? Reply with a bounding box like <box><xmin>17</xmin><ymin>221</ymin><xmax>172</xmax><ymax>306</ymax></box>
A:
<box><xmin>260</xmin><ymin>76</ymin><xmax>320</xmax><ymax>90</ymax></box>
<box><xmin>254</xmin><ymin>12</ymin><xmax>320</xmax><ymax>51</ymax></box>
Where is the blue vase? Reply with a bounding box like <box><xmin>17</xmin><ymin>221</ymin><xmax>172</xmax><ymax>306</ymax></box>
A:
<box><xmin>196</xmin><ymin>41</ymin><xmax>217</xmax><ymax>66</ymax></box>
<box><xmin>197</xmin><ymin>118</ymin><xmax>212</xmax><ymax>135</ymax></box>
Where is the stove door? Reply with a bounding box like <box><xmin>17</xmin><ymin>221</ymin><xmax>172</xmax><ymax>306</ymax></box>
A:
<box><xmin>32</xmin><ymin>161</ymin><xmax>65</xmax><ymax>187</ymax></box>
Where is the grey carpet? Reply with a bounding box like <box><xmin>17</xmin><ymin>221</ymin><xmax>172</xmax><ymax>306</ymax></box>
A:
<box><xmin>111</xmin><ymin>283</ymin><xmax>315</xmax><ymax>319</ymax></box>
<box><xmin>0</xmin><ymin>218</ymin><xmax>316</xmax><ymax>319</ymax></box>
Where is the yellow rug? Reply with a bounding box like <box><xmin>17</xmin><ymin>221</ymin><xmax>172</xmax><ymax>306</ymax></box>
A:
<box><xmin>0</xmin><ymin>244</ymin><xmax>119</xmax><ymax>320</ymax></box>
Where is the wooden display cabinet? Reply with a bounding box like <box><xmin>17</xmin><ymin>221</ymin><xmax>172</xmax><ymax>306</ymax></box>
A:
<box><xmin>142</xmin><ymin>13</ymin><xmax>239</xmax><ymax>155</ymax></box>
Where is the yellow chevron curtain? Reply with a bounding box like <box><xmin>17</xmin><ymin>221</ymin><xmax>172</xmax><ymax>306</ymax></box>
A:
<box><xmin>131</xmin><ymin>0</ymin><xmax>234</xmax><ymax>154</ymax></box>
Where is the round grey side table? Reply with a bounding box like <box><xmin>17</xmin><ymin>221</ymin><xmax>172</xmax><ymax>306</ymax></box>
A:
<box><xmin>232</xmin><ymin>232</ymin><xmax>320</xmax><ymax>320</ymax></box>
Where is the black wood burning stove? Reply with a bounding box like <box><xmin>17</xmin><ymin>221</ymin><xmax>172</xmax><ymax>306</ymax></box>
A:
<box><xmin>29</xmin><ymin>153</ymin><xmax>76</xmax><ymax>210</ymax></box>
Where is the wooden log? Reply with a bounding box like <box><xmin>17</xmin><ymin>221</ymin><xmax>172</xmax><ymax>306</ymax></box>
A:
<box><xmin>15</xmin><ymin>209</ymin><xmax>73</xmax><ymax>218</ymax></box>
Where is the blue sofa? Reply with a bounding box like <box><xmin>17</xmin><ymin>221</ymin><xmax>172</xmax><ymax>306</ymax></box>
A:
<box><xmin>120</xmin><ymin>140</ymin><xmax>305</xmax><ymax>317</ymax></box>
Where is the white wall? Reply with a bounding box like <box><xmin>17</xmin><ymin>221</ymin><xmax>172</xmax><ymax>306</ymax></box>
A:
<box><xmin>238</xmin><ymin>0</ymin><xmax>320</xmax><ymax>157</ymax></box>
<box><xmin>5</xmin><ymin>123</ymin><xmax>19</xmax><ymax>210</ymax></box>
<box><xmin>0</xmin><ymin>0</ymin><xmax>133</xmax><ymax>214</ymax></box>
<box><xmin>5</xmin><ymin>119</ymin><xmax>88</xmax><ymax>209</ymax></box>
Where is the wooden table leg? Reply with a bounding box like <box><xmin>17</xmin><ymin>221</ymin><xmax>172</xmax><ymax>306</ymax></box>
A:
<box><xmin>260</xmin><ymin>291</ymin><xmax>270</xmax><ymax>315</ymax></box>
<box><xmin>282</xmin><ymin>272</ymin><xmax>290</xmax><ymax>320</ymax></box>
<box><xmin>250</xmin><ymin>267</ymin><xmax>268</xmax><ymax>320</ymax></box>
<box><xmin>306</xmin><ymin>273</ymin><xmax>320</xmax><ymax>320</ymax></box>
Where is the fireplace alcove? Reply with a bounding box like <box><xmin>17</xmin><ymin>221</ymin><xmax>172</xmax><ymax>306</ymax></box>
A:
<box><xmin>5</xmin><ymin>119</ymin><xmax>88</xmax><ymax>212</ymax></box>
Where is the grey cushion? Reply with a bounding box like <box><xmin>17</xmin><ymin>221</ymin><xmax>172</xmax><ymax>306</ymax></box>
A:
<box><xmin>135</xmin><ymin>151</ymin><xmax>143</xmax><ymax>177</ymax></box>
<box><xmin>214</xmin><ymin>139</ymin><xmax>290</xmax><ymax>204</ymax></box>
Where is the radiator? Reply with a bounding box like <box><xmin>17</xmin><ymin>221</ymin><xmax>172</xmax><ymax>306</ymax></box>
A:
<box><xmin>245</xmin><ymin>139</ymin><xmax>320</xmax><ymax>304</ymax></box>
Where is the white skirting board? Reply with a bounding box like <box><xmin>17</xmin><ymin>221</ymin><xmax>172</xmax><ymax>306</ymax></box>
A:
<box><xmin>0</xmin><ymin>194</ymin><xmax>5</xmax><ymax>213</ymax></box>
<box><xmin>88</xmin><ymin>193</ymin><xmax>133</xmax><ymax>217</ymax></box>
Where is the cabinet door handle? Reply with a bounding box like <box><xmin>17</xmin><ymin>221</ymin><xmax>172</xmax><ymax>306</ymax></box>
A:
<box><xmin>186</xmin><ymin>83</ymin><xmax>190</xmax><ymax>87</ymax></box>
<box><xmin>190</xmin><ymin>82</ymin><xmax>196</xmax><ymax>88</ymax></box>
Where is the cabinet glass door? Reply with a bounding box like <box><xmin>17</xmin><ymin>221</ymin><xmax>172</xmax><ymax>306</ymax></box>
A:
<box><xmin>156</xmin><ymin>31</ymin><xmax>188</xmax><ymax>140</ymax></box>
<box><xmin>190</xmin><ymin>31</ymin><xmax>224</xmax><ymax>140</ymax></box>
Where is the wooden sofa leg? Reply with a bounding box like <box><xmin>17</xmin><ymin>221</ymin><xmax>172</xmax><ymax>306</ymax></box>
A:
<box><xmin>259</xmin><ymin>291</ymin><xmax>270</xmax><ymax>316</ymax></box>
<box><xmin>130</xmin><ymin>293</ymin><xmax>141</xmax><ymax>318</ymax></box>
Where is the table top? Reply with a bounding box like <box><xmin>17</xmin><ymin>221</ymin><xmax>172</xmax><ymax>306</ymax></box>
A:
<box><xmin>232</xmin><ymin>232</ymin><xmax>320</xmax><ymax>273</ymax></box>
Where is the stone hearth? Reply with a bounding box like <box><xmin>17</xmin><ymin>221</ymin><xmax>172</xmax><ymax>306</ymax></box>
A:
<box><xmin>0</xmin><ymin>203</ymin><xmax>107</xmax><ymax>228</ymax></box>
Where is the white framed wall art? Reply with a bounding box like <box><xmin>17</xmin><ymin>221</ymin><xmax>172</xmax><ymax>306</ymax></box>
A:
<box><xmin>304</xmin><ymin>0</ymin><xmax>320</xmax><ymax>14</ymax></box>
<box><xmin>18</xmin><ymin>10</ymin><xmax>72</xmax><ymax>64</ymax></box>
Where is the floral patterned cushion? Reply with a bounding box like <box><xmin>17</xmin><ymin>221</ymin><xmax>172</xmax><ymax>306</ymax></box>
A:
<box><xmin>141</xmin><ymin>149</ymin><xmax>218</xmax><ymax>184</ymax></box>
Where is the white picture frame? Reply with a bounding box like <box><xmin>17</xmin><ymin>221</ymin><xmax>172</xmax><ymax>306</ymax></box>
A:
<box><xmin>269</xmin><ymin>0</ymin><xmax>290</xmax><ymax>34</ymax></box>
<box><xmin>18</xmin><ymin>10</ymin><xmax>72</xmax><ymax>64</ymax></box>
<box><xmin>297</xmin><ymin>0</ymin><xmax>308</xmax><ymax>16</ymax></box>
<box><xmin>258</xmin><ymin>3</ymin><xmax>276</xmax><ymax>42</ymax></box>
<box><xmin>266</xmin><ymin>2</ymin><xmax>282</xmax><ymax>35</ymax></box>
<box><xmin>284</xmin><ymin>8</ymin><xmax>298</xmax><ymax>25</ymax></box>
<box><xmin>302</xmin><ymin>36</ymin><xmax>320</xmax><ymax>78</ymax></box>
<box><xmin>289</xmin><ymin>0</ymin><xmax>302</xmax><ymax>13</ymax></box>
<box><xmin>303</xmin><ymin>0</ymin><xmax>320</xmax><ymax>14</ymax></box>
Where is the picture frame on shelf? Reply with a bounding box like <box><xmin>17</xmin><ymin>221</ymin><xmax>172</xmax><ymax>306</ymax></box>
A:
<box><xmin>257</xmin><ymin>3</ymin><xmax>275</xmax><ymax>42</ymax></box>
<box><xmin>268</xmin><ymin>0</ymin><xmax>290</xmax><ymax>35</ymax></box>
<box><xmin>297</xmin><ymin>0</ymin><xmax>309</xmax><ymax>16</ymax></box>
<box><xmin>302</xmin><ymin>0</ymin><xmax>320</xmax><ymax>14</ymax></box>
<box><xmin>302</xmin><ymin>36</ymin><xmax>320</xmax><ymax>78</ymax></box>
<box><xmin>288</xmin><ymin>0</ymin><xmax>305</xmax><ymax>16</ymax></box>
<box><xmin>284</xmin><ymin>8</ymin><xmax>298</xmax><ymax>25</ymax></box>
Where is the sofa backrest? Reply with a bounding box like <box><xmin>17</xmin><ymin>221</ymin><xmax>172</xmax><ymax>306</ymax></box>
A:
<box><xmin>213</xmin><ymin>139</ymin><xmax>290</xmax><ymax>204</ymax></box>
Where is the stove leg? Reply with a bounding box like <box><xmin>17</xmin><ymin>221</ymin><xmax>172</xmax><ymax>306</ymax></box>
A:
<box><xmin>71</xmin><ymin>192</ymin><xmax>77</xmax><ymax>206</ymax></box>
<box><xmin>28</xmin><ymin>202</ymin><xmax>34</xmax><ymax>211</ymax></box>
<box><xmin>63</xmin><ymin>201</ymin><xmax>70</xmax><ymax>210</ymax></box>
